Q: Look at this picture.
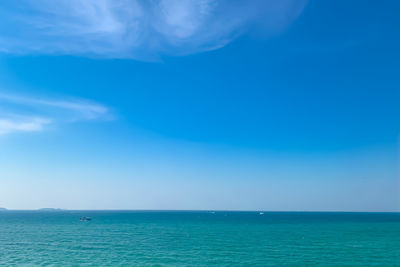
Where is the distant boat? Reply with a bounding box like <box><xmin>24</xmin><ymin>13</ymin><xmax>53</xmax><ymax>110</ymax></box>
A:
<box><xmin>80</xmin><ymin>217</ymin><xmax>92</xmax><ymax>221</ymax></box>
<box><xmin>259</xmin><ymin>212</ymin><xmax>264</xmax><ymax>215</ymax></box>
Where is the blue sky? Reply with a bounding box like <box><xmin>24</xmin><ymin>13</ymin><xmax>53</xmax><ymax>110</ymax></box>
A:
<box><xmin>0</xmin><ymin>0</ymin><xmax>399</xmax><ymax>211</ymax></box>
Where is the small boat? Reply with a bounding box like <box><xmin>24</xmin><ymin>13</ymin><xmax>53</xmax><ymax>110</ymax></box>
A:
<box><xmin>259</xmin><ymin>212</ymin><xmax>264</xmax><ymax>215</ymax></box>
<box><xmin>80</xmin><ymin>217</ymin><xmax>92</xmax><ymax>221</ymax></box>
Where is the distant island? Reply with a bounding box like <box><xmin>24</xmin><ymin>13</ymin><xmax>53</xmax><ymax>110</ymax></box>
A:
<box><xmin>0</xmin><ymin>208</ymin><xmax>7</xmax><ymax>211</ymax></box>
<box><xmin>38</xmin><ymin>208</ymin><xmax>65</xmax><ymax>212</ymax></box>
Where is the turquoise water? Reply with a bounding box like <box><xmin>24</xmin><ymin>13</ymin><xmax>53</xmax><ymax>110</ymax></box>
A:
<box><xmin>0</xmin><ymin>211</ymin><xmax>399</xmax><ymax>266</ymax></box>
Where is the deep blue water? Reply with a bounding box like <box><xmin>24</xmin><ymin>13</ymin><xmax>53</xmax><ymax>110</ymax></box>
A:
<box><xmin>0</xmin><ymin>211</ymin><xmax>399</xmax><ymax>266</ymax></box>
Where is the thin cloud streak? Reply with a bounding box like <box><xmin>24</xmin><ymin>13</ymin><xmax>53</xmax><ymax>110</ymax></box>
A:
<box><xmin>0</xmin><ymin>93</ymin><xmax>109</xmax><ymax>120</ymax></box>
<box><xmin>0</xmin><ymin>0</ymin><xmax>307</xmax><ymax>59</ymax></box>
<box><xmin>0</xmin><ymin>117</ymin><xmax>51</xmax><ymax>135</ymax></box>
<box><xmin>0</xmin><ymin>93</ymin><xmax>110</xmax><ymax>135</ymax></box>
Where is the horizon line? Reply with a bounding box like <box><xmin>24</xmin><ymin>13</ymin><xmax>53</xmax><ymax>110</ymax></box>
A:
<box><xmin>1</xmin><ymin>209</ymin><xmax>399</xmax><ymax>213</ymax></box>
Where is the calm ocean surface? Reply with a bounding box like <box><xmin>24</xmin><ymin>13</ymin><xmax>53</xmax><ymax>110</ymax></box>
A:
<box><xmin>0</xmin><ymin>211</ymin><xmax>399</xmax><ymax>266</ymax></box>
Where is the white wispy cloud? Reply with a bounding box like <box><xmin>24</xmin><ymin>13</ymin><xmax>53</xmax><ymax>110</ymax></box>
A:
<box><xmin>0</xmin><ymin>93</ymin><xmax>110</xmax><ymax>135</ymax></box>
<box><xmin>0</xmin><ymin>117</ymin><xmax>51</xmax><ymax>135</ymax></box>
<box><xmin>0</xmin><ymin>0</ymin><xmax>307</xmax><ymax>59</ymax></box>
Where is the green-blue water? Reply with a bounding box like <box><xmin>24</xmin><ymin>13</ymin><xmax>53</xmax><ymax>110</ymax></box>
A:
<box><xmin>0</xmin><ymin>211</ymin><xmax>399</xmax><ymax>266</ymax></box>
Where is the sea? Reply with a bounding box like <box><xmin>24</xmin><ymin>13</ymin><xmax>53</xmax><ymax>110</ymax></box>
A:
<box><xmin>0</xmin><ymin>211</ymin><xmax>399</xmax><ymax>266</ymax></box>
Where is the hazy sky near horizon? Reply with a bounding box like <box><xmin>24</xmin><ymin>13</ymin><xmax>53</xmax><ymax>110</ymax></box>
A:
<box><xmin>0</xmin><ymin>0</ymin><xmax>399</xmax><ymax>211</ymax></box>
